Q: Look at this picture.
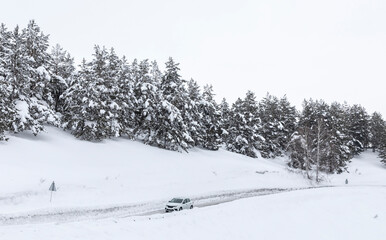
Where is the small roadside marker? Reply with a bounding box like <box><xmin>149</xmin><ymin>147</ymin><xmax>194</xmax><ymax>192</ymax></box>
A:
<box><xmin>49</xmin><ymin>181</ymin><xmax>57</xmax><ymax>202</ymax></box>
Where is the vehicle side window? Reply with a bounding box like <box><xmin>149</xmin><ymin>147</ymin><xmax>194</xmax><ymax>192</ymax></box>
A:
<box><xmin>183</xmin><ymin>199</ymin><xmax>187</xmax><ymax>204</ymax></box>
<box><xmin>186</xmin><ymin>199</ymin><xmax>190</xmax><ymax>203</ymax></box>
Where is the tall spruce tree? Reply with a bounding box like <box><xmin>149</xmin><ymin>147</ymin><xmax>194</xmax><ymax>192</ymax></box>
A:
<box><xmin>199</xmin><ymin>84</ymin><xmax>222</xmax><ymax>150</ymax></box>
<box><xmin>226</xmin><ymin>92</ymin><xmax>262</xmax><ymax>158</ymax></box>
<box><xmin>115</xmin><ymin>56</ymin><xmax>135</xmax><ymax>137</ymax></box>
<box><xmin>218</xmin><ymin>98</ymin><xmax>231</xmax><ymax>143</ymax></box>
<box><xmin>132</xmin><ymin>59</ymin><xmax>161</xmax><ymax>141</ymax></box>
<box><xmin>0</xmin><ymin>76</ymin><xmax>16</xmax><ymax>141</ymax></box>
<box><xmin>158</xmin><ymin>57</ymin><xmax>193</xmax><ymax>149</ymax></box>
<box><xmin>131</xmin><ymin>58</ymin><xmax>191</xmax><ymax>151</ymax></box>
<box><xmin>346</xmin><ymin>104</ymin><xmax>370</xmax><ymax>155</ymax></box>
<box><xmin>278</xmin><ymin>95</ymin><xmax>297</xmax><ymax>150</ymax></box>
<box><xmin>61</xmin><ymin>46</ymin><xmax>123</xmax><ymax>140</ymax></box>
<box><xmin>186</xmin><ymin>79</ymin><xmax>204</xmax><ymax>146</ymax></box>
<box><xmin>0</xmin><ymin>24</ymin><xmax>14</xmax><ymax>140</ymax></box>
<box><xmin>258</xmin><ymin>94</ymin><xmax>296</xmax><ymax>158</ymax></box>
<box><xmin>1</xmin><ymin>21</ymin><xmax>59</xmax><ymax>135</ymax></box>
<box><xmin>369</xmin><ymin>112</ymin><xmax>386</xmax><ymax>152</ymax></box>
<box><xmin>380</xmin><ymin>143</ymin><xmax>386</xmax><ymax>165</ymax></box>
<box><xmin>49</xmin><ymin>44</ymin><xmax>74</xmax><ymax>111</ymax></box>
<box><xmin>326</xmin><ymin>102</ymin><xmax>352</xmax><ymax>173</ymax></box>
<box><xmin>226</xmin><ymin>98</ymin><xmax>254</xmax><ymax>157</ymax></box>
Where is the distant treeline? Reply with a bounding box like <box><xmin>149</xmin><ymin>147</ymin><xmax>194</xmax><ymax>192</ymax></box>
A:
<box><xmin>1</xmin><ymin>21</ymin><xmax>385</xmax><ymax>180</ymax></box>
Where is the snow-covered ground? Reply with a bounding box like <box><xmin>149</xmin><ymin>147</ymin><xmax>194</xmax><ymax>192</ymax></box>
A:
<box><xmin>2</xmin><ymin>186</ymin><xmax>385</xmax><ymax>240</ymax></box>
<box><xmin>1</xmin><ymin>127</ymin><xmax>385</xmax><ymax>239</ymax></box>
<box><xmin>0</xmin><ymin>127</ymin><xmax>307</xmax><ymax>214</ymax></box>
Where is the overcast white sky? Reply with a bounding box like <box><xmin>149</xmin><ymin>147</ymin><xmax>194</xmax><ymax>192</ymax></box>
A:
<box><xmin>2</xmin><ymin>0</ymin><xmax>386</xmax><ymax>116</ymax></box>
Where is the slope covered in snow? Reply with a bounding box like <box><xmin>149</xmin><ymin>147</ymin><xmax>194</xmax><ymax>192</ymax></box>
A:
<box><xmin>1</xmin><ymin>127</ymin><xmax>385</xmax><ymax>240</ymax></box>
<box><xmin>0</xmin><ymin>126</ymin><xmax>307</xmax><ymax>215</ymax></box>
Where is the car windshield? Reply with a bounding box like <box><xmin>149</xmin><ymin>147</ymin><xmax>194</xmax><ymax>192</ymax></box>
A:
<box><xmin>169</xmin><ymin>198</ymin><xmax>183</xmax><ymax>203</ymax></box>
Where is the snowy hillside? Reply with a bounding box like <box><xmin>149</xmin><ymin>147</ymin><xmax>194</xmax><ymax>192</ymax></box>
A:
<box><xmin>0</xmin><ymin>127</ymin><xmax>307</xmax><ymax>214</ymax></box>
<box><xmin>1</xmin><ymin>127</ymin><xmax>385</xmax><ymax>239</ymax></box>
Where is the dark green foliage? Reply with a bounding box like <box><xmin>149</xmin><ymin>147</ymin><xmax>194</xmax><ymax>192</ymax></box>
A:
<box><xmin>380</xmin><ymin>147</ymin><xmax>386</xmax><ymax>164</ymax></box>
<box><xmin>258</xmin><ymin>94</ymin><xmax>297</xmax><ymax>158</ymax></box>
<box><xmin>0</xmin><ymin>21</ymin><xmax>61</xmax><ymax>136</ymax></box>
<box><xmin>186</xmin><ymin>79</ymin><xmax>204</xmax><ymax>146</ymax></box>
<box><xmin>226</xmin><ymin>92</ymin><xmax>262</xmax><ymax>158</ymax></box>
<box><xmin>61</xmin><ymin>46</ymin><xmax>123</xmax><ymax>141</ymax></box>
<box><xmin>199</xmin><ymin>85</ymin><xmax>222</xmax><ymax>150</ymax></box>
<box><xmin>369</xmin><ymin>112</ymin><xmax>386</xmax><ymax>151</ymax></box>
<box><xmin>346</xmin><ymin>105</ymin><xmax>370</xmax><ymax>155</ymax></box>
<box><xmin>218</xmin><ymin>98</ymin><xmax>231</xmax><ymax>142</ymax></box>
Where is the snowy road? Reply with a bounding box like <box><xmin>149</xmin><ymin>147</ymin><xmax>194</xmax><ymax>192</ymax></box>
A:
<box><xmin>0</xmin><ymin>187</ymin><xmax>315</xmax><ymax>226</ymax></box>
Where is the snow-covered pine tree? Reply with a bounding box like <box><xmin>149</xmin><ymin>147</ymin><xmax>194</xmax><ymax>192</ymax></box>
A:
<box><xmin>146</xmin><ymin>98</ymin><xmax>192</xmax><ymax>152</ymax></box>
<box><xmin>346</xmin><ymin>104</ymin><xmax>370</xmax><ymax>155</ymax></box>
<box><xmin>186</xmin><ymin>79</ymin><xmax>204</xmax><ymax>146</ymax></box>
<box><xmin>150</xmin><ymin>60</ymin><xmax>162</xmax><ymax>88</ymax></box>
<box><xmin>6</xmin><ymin>25</ymin><xmax>28</xmax><ymax>99</ymax></box>
<box><xmin>258</xmin><ymin>94</ymin><xmax>296</xmax><ymax>158</ymax></box>
<box><xmin>104</xmin><ymin>47</ymin><xmax>124</xmax><ymax>137</ymax></box>
<box><xmin>226</xmin><ymin>98</ymin><xmax>252</xmax><ymax>157</ymax></box>
<box><xmin>258</xmin><ymin>94</ymin><xmax>280</xmax><ymax>158</ymax></box>
<box><xmin>380</xmin><ymin>149</ymin><xmax>386</xmax><ymax>164</ymax></box>
<box><xmin>0</xmin><ymin>24</ymin><xmax>16</xmax><ymax>140</ymax></box>
<box><xmin>278</xmin><ymin>95</ymin><xmax>297</xmax><ymax>151</ymax></box>
<box><xmin>2</xmin><ymin>21</ymin><xmax>59</xmax><ymax>135</ymax></box>
<box><xmin>0</xmin><ymin>23</ymin><xmax>11</xmax><ymax>79</ymax></box>
<box><xmin>61</xmin><ymin>46</ymin><xmax>123</xmax><ymax>140</ymax></box>
<box><xmin>61</xmin><ymin>59</ymin><xmax>97</xmax><ymax>140</ymax></box>
<box><xmin>226</xmin><ymin>92</ymin><xmax>262</xmax><ymax>158</ymax></box>
<box><xmin>289</xmin><ymin>99</ymin><xmax>352</xmax><ymax>176</ymax></box>
<box><xmin>22</xmin><ymin>20</ymin><xmax>54</xmax><ymax>106</ymax></box>
<box><xmin>242</xmin><ymin>90</ymin><xmax>263</xmax><ymax>152</ymax></box>
<box><xmin>0</xmin><ymin>71</ymin><xmax>16</xmax><ymax>141</ymax></box>
<box><xmin>218</xmin><ymin>98</ymin><xmax>231</xmax><ymax>143</ymax></box>
<box><xmin>130</xmin><ymin>58</ymin><xmax>192</xmax><ymax>151</ymax></box>
<box><xmin>158</xmin><ymin>57</ymin><xmax>193</xmax><ymax>149</ymax></box>
<box><xmin>161</xmin><ymin>58</ymin><xmax>187</xmax><ymax>109</ymax></box>
<box><xmin>379</xmin><ymin>135</ymin><xmax>386</xmax><ymax>164</ymax></box>
<box><xmin>199</xmin><ymin>84</ymin><xmax>222</xmax><ymax>150</ymax></box>
<box><xmin>49</xmin><ymin>44</ymin><xmax>75</xmax><ymax>112</ymax></box>
<box><xmin>326</xmin><ymin>102</ymin><xmax>352</xmax><ymax>173</ymax></box>
<box><xmin>372</xmin><ymin>114</ymin><xmax>386</xmax><ymax>164</ymax></box>
<box><xmin>369</xmin><ymin>112</ymin><xmax>386</xmax><ymax>152</ymax></box>
<box><xmin>115</xmin><ymin>56</ymin><xmax>136</xmax><ymax>137</ymax></box>
<box><xmin>132</xmin><ymin>59</ymin><xmax>162</xmax><ymax>141</ymax></box>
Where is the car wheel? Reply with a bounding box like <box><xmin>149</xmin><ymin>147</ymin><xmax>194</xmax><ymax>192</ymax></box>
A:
<box><xmin>179</xmin><ymin>207</ymin><xmax>183</xmax><ymax>211</ymax></box>
<box><xmin>190</xmin><ymin>205</ymin><xmax>193</xmax><ymax>209</ymax></box>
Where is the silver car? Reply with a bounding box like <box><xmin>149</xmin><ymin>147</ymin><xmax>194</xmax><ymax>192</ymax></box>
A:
<box><xmin>165</xmin><ymin>198</ymin><xmax>194</xmax><ymax>212</ymax></box>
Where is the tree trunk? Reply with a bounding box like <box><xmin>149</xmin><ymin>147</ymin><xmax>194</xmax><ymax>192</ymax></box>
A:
<box><xmin>316</xmin><ymin>119</ymin><xmax>321</xmax><ymax>182</ymax></box>
<box><xmin>304</xmin><ymin>128</ymin><xmax>311</xmax><ymax>180</ymax></box>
